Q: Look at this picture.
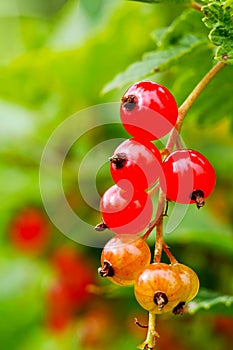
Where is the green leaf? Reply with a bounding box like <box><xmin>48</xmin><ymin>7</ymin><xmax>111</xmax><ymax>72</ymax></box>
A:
<box><xmin>159</xmin><ymin>206</ymin><xmax>233</xmax><ymax>257</ymax></box>
<box><xmin>202</xmin><ymin>1</ymin><xmax>233</xmax><ymax>63</ymax></box>
<box><xmin>152</xmin><ymin>8</ymin><xmax>206</xmax><ymax>47</ymax></box>
<box><xmin>103</xmin><ymin>34</ymin><xmax>206</xmax><ymax>93</ymax></box>
<box><xmin>188</xmin><ymin>289</ymin><xmax>233</xmax><ymax>316</ymax></box>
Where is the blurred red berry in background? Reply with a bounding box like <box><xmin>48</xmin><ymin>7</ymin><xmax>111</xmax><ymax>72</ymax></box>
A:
<box><xmin>77</xmin><ymin>304</ymin><xmax>117</xmax><ymax>348</ymax></box>
<box><xmin>51</xmin><ymin>246</ymin><xmax>96</xmax><ymax>307</ymax></box>
<box><xmin>9</xmin><ymin>207</ymin><xmax>50</xmax><ymax>255</ymax></box>
<box><xmin>46</xmin><ymin>280</ymin><xmax>72</xmax><ymax>332</ymax></box>
<box><xmin>46</xmin><ymin>246</ymin><xmax>96</xmax><ymax>332</ymax></box>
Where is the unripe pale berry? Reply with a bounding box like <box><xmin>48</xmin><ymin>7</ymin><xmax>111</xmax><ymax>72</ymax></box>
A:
<box><xmin>98</xmin><ymin>235</ymin><xmax>151</xmax><ymax>286</ymax></box>
<box><xmin>134</xmin><ymin>263</ymin><xmax>183</xmax><ymax>314</ymax></box>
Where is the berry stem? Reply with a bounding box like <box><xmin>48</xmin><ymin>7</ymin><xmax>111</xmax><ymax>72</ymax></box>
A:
<box><xmin>166</xmin><ymin>61</ymin><xmax>226</xmax><ymax>153</ymax></box>
<box><xmin>153</xmin><ymin>190</ymin><xmax>166</xmax><ymax>263</ymax></box>
<box><xmin>147</xmin><ymin>183</ymin><xmax>160</xmax><ymax>198</ymax></box>
<box><xmin>154</xmin><ymin>212</ymin><xmax>164</xmax><ymax>263</ymax></box>
<box><xmin>137</xmin><ymin>313</ymin><xmax>159</xmax><ymax>350</ymax></box>
<box><xmin>162</xmin><ymin>243</ymin><xmax>178</xmax><ymax>265</ymax></box>
<box><xmin>191</xmin><ymin>2</ymin><xmax>202</xmax><ymax>11</ymax></box>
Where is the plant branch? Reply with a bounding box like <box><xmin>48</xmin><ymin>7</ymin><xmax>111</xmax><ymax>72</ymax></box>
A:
<box><xmin>137</xmin><ymin>313</ymin><xmax>159</xmax><ymax>350</ymax></box>
<box><xmin>162</xmin><ymin>243</ymin><xmax>178</xmax><ymax>264</ymax></box>
<box><xmin>191</xmin><ymin>2</ymin><xmax>202</xmax><ymax>11</ymax></box>
<box><xmin>154</xmin><ymin>209</ymin><xmax>165</xmax><ymax>263</ymax></box>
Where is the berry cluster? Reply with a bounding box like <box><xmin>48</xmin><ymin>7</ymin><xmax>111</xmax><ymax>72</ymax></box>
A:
<box><xmin>96</xmin><ymin>80</ymin><xmax>216</xmax><ymax>326</ymax></box>
<box><xmin>98</xmin><ymin>234</ymin><xmax>199</xmax><ymax>315</ymax></box>
<box><xmin>97</xmin><ymin>80</ymin><xmax>216</xmax><ymax>233</ymax></box>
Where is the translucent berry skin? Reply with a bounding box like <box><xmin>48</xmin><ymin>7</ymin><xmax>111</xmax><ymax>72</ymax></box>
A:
<box><xmin>100</xmin><ymin>184</ymin><xmax>153</xmax><ymax>234</ymax></box>
<box><xmin>110</xmin><ymin>138</ymin><xmax>162</xmax><ymax>191</ymax></box>
<box><xmin>99</xmin><ymin>235</ymin><xmax>151</xmax><ymax>286</ymax></box>
<box><xmin>120</xmin><ymin>81</ymin><xmax>178</xmax><ymax>141</ymax></box>
<box><xmin>172</xmin><ymin>263</ymin><xmax>199</xmax><ymax>303</ymax></box>
<box><xmin>134</xmin><ymin>263</ymin><xmax>182</xmax><ymax>314</ymax></box>
<box><xmin>161</xmin><ymin>149</ymin><xmax>216</xmax><ymax>205</ymax></box>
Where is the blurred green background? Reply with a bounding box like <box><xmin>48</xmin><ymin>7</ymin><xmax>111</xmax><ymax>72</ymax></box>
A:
<box><xmin>0</xmin><ymin>0</ymin><xmax>233</xmax><ymax>349</ymax></box>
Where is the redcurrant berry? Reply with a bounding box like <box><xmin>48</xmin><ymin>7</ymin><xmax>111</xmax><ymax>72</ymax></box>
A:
<box><xmin>110</xmin><ymin>138</ymin><xmax>162</xmax><ymax>191</ymax></box>
<box><xmin>51</xmin><ymin>246</ymin><xmax>95</xmax><ymax>307</ymax></box>
<box><xmin>171</xmin><ymin>263</ymin><xmax>199</xmax><ymax>315</ymax></box>
<box><xmin>98</xmin><ymin>234</ymin><xmax>151</xmax><ymax>286</ymax></box>
<box><xmin>100</xmin><ymin>184</ymin><xmax>153</xmax><ymax>234</ymax></box>
<box><xmin>120</xmin><ymin>81</ymin><xmax>178</xmax><ymax>141</ymax></box>
<box><xmin>161</xmin><ymin>149</ymin><xmax>216</xmax><ymax>208</ymax></box>
<box><xmin>134</xmin><ymin>263</ymin><xmax>183</xmax><ymax>314</ymax></box>
<box><xmin>172</xmin><ymin>263</ymin><xmax>199</xmax><ymax>302</ymax></box>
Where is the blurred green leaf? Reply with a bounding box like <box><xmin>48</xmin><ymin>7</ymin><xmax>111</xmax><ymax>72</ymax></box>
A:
<box><xmin>152</xmin><ymin>8</ymin><xmax>206</xmax><ymax>46</ymax></box>
<box><xmin>0</xmin><ymin>0</ymin><xmax>67</xmax><ymax>17</ymax></box>
<box><xmin>128</xmin><ymin>0</ymin><xmax>191</xmax><ymax>3</ymax></box>
<box><xmin>188</xmin><ymin>289</ymin><xmax>233</xmax><ymax>316</ymax></box>
<box><xmin>163</xmin><ymin>206</ymin><xmax>233</xmax><ymax>257</ymax></box>
<box><xmin>0</xmin><ymin>253</ymin><xmax>51</xmax><ymax>348</ymax></box>
<box><xmin>103</xmin><ymin>34</ymin><xmax>207</xmax><ymax>93</ymax></box>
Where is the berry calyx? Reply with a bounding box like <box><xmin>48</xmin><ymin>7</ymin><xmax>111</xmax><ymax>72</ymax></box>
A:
<box><xmin>120</xmin><ymin>81</ymin><xmax>178</xmax><ymax>141</ymax></box>
<box><xmin>191</xmin><ymin>189</ymin><xmax>205</xmax><ymax>209</ymax></box>
<box><xmin>161</xmin><ymin>149</ymin><xmax>216</xmax><ymax>207</ymax></box>
<box><xmin>110</xmin><ymin>138</ymin><xmax>162</xmax><ymax>191</ymax></box>
<box><xmin>98</xmin><ymin>260</ymin><xmax>114</xmax><ymax>278</ymax></box>
<box><xmin>172</xmin><ymin>301</ymin><xmax>186</xmax><ymax>315</ymax></box>
<box><xmin>98</xmin><ymin>234</ymin><xmax>151</xmax><ymax>286</ymax></box>
<box><xmin>100</xmin><ymin>184</ymin><xmax>153</xmax><ymax>234</ymax></box>
<box><xmin>153</xmin><ymin>292</ymin><xmax>168</xmax><ymax>310</ymax></box>
<box><xmin>109</xmin><ymin>153</ymin><xmax>127</xmax><ymax>169</ymax></box>
<box><xmin>134</xmin><ymin>263</ymin><xmax>182</xmax><ymax>314</ymax></box>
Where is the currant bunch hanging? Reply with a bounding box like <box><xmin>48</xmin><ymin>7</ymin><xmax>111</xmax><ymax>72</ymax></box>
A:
<box><xmin>96</xmin><ymin>80</ymin><xmax>215</xmax><ymax>233</ymax></box>
<box><xmin>95</xmin><ymin>80</ymin><xmax>216</xmax><ymax>349</ymax></box>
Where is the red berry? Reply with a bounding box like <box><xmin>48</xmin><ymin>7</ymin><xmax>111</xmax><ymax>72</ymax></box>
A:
<box><xmin>100</xmin><ymin>184</ymin><xmax>153</xmax><ymax>234</ymax></box>
<box><xmin>161</xmin><ymin>149</ymin><xmax>216</xmax><ymax>208</ymax></box>
<box><xmin>134</xmin><ymin>263</ymin><xmax>183</xmax><ymax>314</ymax></box>
<box><xmin>120</xmin><ymin>81</ymin><xmax>178</xmax><ymax>141</ymax></box>
<box><xmin>46</xmin><ymin>280</ymin><xmax>72</xmax><ymax>332</ymax></box>
<box><xmin>110</xmin><ymin>138</ymin><xmax>162</xmax><ymax>191</ymax></box>
<box><xmin>98</xmin><ymin>234</ymin><xmax>151</xmax><ymax>285</ymax></box>
<box><xmin>9</xmin><ymin>207</ymin><xmax>50</xmax><ymax>254</ymax></box>
<box><xmin>51</xmin><ymin>246</ymin><xmax>95</xmax><ymax>307</ymax></box>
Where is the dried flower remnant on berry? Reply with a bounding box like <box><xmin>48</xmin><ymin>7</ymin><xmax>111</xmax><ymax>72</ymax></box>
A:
<box><xmin>172</xmin><ymin>302</ymin><xmax>185</xmax><ymax>315</ymax></box>
<box><xmin>98</xmin><ymin>260</ymin><xmax>114</xmax><ymax>278</ymax></box>
<box><xmin>191</xmin><ymin>189</ymin><xmax>205</xmax><ymax>209</ymax></box>
<box><xmin>122</xmin><ymin>95</ymin><xmax>137</xmax><ymax>111</ymax></box>
<box><xmin>109</xmin><ymin>153</ymin><xmax>127</xmax><ymax>169</ymax></box>
<box><xmin>154</xmin><ymin>292</ymin><xmax>168</xmax><ymax>310</ymax></box>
